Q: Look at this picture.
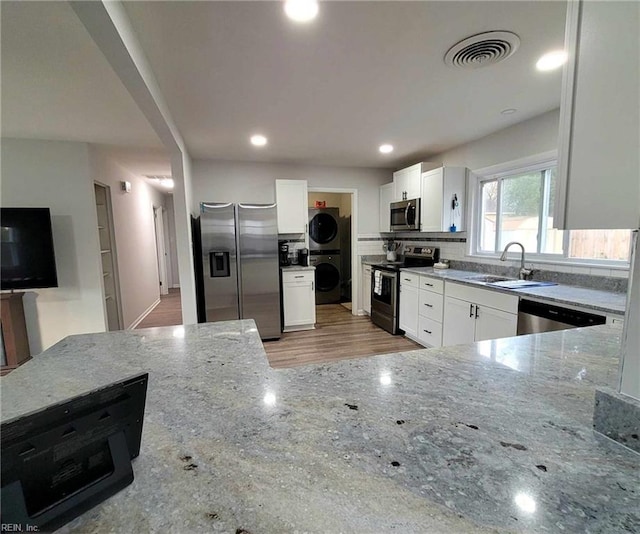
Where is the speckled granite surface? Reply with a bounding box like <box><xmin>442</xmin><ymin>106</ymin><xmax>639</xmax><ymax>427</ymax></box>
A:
<box><xmin>2</xmin><ymin>322</ymin><xmax>638</xmax><ymax>533</ymax></box>
<box><xmin>401</xmin><ymin>267</ymin><xmax>627</xmax><ymax>317</ymax></box>
<box><xmin>280</xmin><ymin>265</ymin><xmax>315</xmax><ymax>271</ymax></box>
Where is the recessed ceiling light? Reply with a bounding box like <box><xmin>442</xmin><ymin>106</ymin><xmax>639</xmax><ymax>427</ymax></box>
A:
<box><xmin>250</xmin><ymin>134</ymin><xmax>268</xmax><ymax>147</ymax></box>
<box><xmin>501</xmin><ymin>108</ymin><xmax>517</xmax><ymax>115</ymax></box>
<box><xmin>379</xmin><ymin>144</ymin><xmax>394</xmax><ymax>154</ymax></box>
<box><xmin>536</xmin><ymin>50</ymin><xmax>568</xmax><ymax>71</ymax></box>
<box><xmin>284</xmin><ymin>0</ymin><xmax>319</xmax><ymax>23</ymax></box>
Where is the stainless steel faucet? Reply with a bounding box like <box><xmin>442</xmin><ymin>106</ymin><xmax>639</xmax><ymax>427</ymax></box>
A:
<box><xmin>500</xmin><ymin>241</ymin><xmax>533</xmax><ymax>280</ymax></box>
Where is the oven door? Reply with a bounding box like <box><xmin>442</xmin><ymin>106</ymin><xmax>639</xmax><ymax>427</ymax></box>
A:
<box><xmin>371</xmin><ymin>268</ymin><xmax>397</xmax><ymax>317</ymax></box>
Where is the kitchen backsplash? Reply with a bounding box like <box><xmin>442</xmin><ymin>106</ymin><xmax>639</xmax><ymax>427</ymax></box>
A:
<box><xmin>357</xmin><ymin>232</ymin><xmax>629</xmax><ymax>293</ymax></box>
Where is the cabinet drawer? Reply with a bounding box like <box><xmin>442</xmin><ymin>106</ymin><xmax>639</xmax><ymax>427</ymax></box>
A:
<box><xmin>418</xmin><ymin>316</ymin><xmax>442</xmax><ymax>348</ymax></box>
<box><xmin>283</xmin><ymin>270</ymin><xmax>314</xmax><ymax>284</ymax></box>
<box><xmin>399</xmin><ymin>271</ymin><xmax>419</xmax><ymax>288</ymax></box>
<box><xmin>445</xmin><ymin>281</ymin><xmax>518</xmax><ymax>314</ymax></box>
<box><xmin>419</xmin><ymin>276</ymin><xmax>444</xmax><ymax>294</ymax></box>
<box><xmin>419</xmin><ymin>290</ymin><xmax>443</xmax><ymax>321</ymax></box>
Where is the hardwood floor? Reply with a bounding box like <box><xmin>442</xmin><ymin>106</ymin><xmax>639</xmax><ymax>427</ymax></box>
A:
<box><xmin>135</xmin><ymin>288</ymin><xmax>183</xmax><ymax>329</ymax></box>
<box><xmin>264</xmin><ymin>304</ymin><xmax>421</xmax><ymax>368</ymax></box>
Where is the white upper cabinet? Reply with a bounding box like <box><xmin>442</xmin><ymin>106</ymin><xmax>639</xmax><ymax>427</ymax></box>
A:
<box><xmin>379</xmin><ymin>183</ymin><xmax>394</xmax><ymax>232</ymax></box>
<box><xmin>393</xmin><ymin>162</ymin><xmax>439</xmax><ymax>202</ymax></box>
<box><xmin>420</xmin><ymin>167</ymin><xmax>467</xmax><ymax>232</ymax></box>
<box><xmin>275</xmin><ymin>179</ymin><xmax>308</xmax><ymax>234</ymax></box>
<box><xmin>555</xmin><ymin>0</ymin><xmax>640</xmax><ymax>230</ymax></box>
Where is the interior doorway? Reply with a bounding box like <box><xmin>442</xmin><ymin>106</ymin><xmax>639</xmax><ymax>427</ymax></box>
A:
<box><xmin>307</xmin><ymin>188</ymin><xmax>357</xmax><ymax>315</ymax></box>
<box><xmin>94</xmin><ymin>182</ymin><xmax>124</xmax><ymax>331</ymax></box>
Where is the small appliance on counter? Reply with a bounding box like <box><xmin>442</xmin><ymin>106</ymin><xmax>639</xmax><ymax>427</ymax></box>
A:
<box><xmin>298</xmin><ymin>248</ymin><xmax>309</xmax><ymax>267</ymax></box>
<box><xmin>279</xmin><ymin>241</ymin><xmax>290</xmax><ymax>266</ymax></box>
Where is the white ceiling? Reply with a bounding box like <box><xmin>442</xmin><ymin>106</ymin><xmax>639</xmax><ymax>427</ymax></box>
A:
<box><xmin>2</xmin><ymin>1</ymin><xmax>566</xmax><ymax>171</ymax></box>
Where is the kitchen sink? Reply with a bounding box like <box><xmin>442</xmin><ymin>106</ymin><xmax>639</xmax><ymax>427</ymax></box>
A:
<box><xmin>465</xmin><ymin>274</ymin><xmax>513</xmax><ymax>283</ymax></box>
<box><xmin>487</xmin><ymin>279</ymin><xmax>558</xmax><ymax>289</ymax></box>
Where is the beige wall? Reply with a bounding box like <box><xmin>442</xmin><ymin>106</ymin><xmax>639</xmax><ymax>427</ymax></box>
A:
<box><xmin>1</xmin><ymin>138</ymin><xmax>106</xmax><ymax>353</ymax></box>
<box><xmin>308</xmin><ymin>192</ymin><xmax>351</xmax><ymax>218</ymax></box>
<box><xmin>89</xmin><ymin>145</ymin><xmax>166</xmax><ymax>328</ymax></box>
<box><xmin>192</xmin><ymin>159</ymin><xmax>389</xmax><ymax>233</ymax></box>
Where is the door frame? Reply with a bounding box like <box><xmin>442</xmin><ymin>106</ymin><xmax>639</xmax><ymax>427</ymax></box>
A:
<box><xmin>94</xmin><ymin>181</ymin><xmax>124</xmax><ymax>330</ymax></box>
<box><xmin>153</xmin><ymin>205</ymin><xmax>169</xmax><ymax>296</ymax></box>
<box><xmin>307</xmin><ymin>187</ymin><xmax>358</xmax><ymax>316</ymax></box>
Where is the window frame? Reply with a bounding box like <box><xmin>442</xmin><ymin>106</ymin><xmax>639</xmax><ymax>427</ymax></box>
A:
<box><xmin>469</xmin><ymin>152</ymin><xmax>631</xmax><ymax>269</ymax></box>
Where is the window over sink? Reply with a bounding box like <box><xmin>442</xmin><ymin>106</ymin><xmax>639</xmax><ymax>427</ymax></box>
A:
<box><xmin>473</xmin><ymin>153</ymin><xmax>632</xmax><ymax>265</ymax></box>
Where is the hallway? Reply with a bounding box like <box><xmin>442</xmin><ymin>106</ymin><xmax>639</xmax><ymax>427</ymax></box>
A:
<box><xmin>135</xmin><ymin>288</ymin><xmax>182</xmax><ymax>329</ymax></box>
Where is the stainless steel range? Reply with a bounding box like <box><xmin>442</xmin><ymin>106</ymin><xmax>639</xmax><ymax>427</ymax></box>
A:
<box><xmin>370</xmin><ymin>246</ymin><xmax>439</xmax><ymax>334</ymax></box>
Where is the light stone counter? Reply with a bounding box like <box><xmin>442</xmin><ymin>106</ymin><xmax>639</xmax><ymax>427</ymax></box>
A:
<box><xmin>280</xmin><ymin>265</ymin><xmax>315</xmax><ymax>272</ymax></box>
<box><xmin>402</xmin><ymin>266</ymin><xmax>627</xmax><ymax>317</ymax></box>
<box><xmin>2</xmin><ymin>321</ymin><xmax>638</xmax><ymax>533</ymax></box>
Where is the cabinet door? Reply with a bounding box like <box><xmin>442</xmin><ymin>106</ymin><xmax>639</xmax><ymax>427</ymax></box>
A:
<box><xmin>393</xmin><ymin>167</ymin><xmax>410</xmax><ymax>201</ymax></box>
<box><xmin>379</xmin><ymin>183</ymin><xmax>394</xmax><ymax>232</ymax></box>
<box><xmin>556</xmin><ymin>1</ymin><xmax>639</xmax><ymax>229</ymax></box>
<box><xmin>362</xmin><ymin>265</ymin><xmax>372</xmax><ymax>314</ymax></box>
<box><xmin>275</xmin><ymin>180</ymin><xmax>308</xmax><ymax>233</ymax></box>
<box><xmin>474</xmin><ymin>305</ymin><xmax>517</xmax><ymax>342</ymax></box>
<box><xmin>404</xmin><ymin>163</ymin><xmax>422</xmax><ymax>199</ymax></box>
<box><xmin>283</xmin><ymin>281</ymin><xmax>315</xmax><ymax>327</ymax></box>
<box><xmin>399</xmin><ymin>284</ymin><xmax>419</xmax><ymax>337</ymax></box>
<box><xmin>442</xmin><ymin>296</ymin><xmax>475</xmax><ymax>346</ymax></box>
<box><xmin>420</xmin><ymin>168</ymin><xmax>444</xmax><ymax>232</ymax></box>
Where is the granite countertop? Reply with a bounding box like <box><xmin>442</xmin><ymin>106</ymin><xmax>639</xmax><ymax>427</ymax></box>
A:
<box><xmin>2</xmin><ymin>321</ymin><xmax>638</xmax><ymax>533</ymax></box>
<box><xmin>400</xmin><ymin>267</ymin><xmax>627</xmax><ymax>317</ymax></box>
<box><xmin>280</xmin><ymin>264</ymin><xmax>315</xmax><ymax>271</ymax></box>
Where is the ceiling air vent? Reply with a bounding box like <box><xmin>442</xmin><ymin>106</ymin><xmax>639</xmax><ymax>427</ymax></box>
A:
<box><xmin>444</xmin><ymin>31</ymin><xmax>520</xmax><ymax>69</ymax></box>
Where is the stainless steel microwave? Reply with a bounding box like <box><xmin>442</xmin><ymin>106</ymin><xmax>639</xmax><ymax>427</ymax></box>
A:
<box><xmin>390</xmin><ymin>198</ymin><xmax>420</xmax><ymax>231</ymax></box>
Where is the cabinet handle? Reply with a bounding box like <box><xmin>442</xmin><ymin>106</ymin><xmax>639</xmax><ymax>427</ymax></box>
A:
<box><xmin>312</xmin><ymin>281</ymin><xmax>314</xmax><ymax>291</ymax></box>
<box><xmin>469</xmin><ymin>304</ymin><xmax>474</xmax><ymax>317</ymax></box>
<box><xmin>404</xmin><ymin>278</ymin><xmax>411</xmax><ymax>282</ymax></box>
<box><xmin>475</xmin><ymin>305</ymin><xmax>479</xmax><ymax>319</ymax></box>
<box><xmin>424</xmin><ymin>283</ymin><xmax>433</xmax><ymax>287</ymax></box>
<box><xmin>295</xmin><ymin>275</ymin><xmax>304</xmax><ymax>278</ymax></box>
<box><xmin>424</xmin><ymin>303</ymin><xmax>433</xmax><ymax>308</ymax></box>
<box><xmin>423</xmin><ymin>329</ymin><xmax>432</xmax><ymax>334</ymax></box>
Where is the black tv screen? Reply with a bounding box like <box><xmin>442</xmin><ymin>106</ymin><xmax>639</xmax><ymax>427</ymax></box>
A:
<box><xmin>1</xmin><ymin>207</ymin><xmax>58</xmax><ymax>290</ymax></box>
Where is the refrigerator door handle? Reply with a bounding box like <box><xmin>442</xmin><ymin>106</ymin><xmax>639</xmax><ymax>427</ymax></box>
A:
<box><xmin>201</xmin><ymin>202</ymin><xmax>234</xmax><ymax>212</ymax></box>
<box><xmin>238</xmin><ymin>203</ymin><xmax>277</xmax><ymax>209</ymax></box>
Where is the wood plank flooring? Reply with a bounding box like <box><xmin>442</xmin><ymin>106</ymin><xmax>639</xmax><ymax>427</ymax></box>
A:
<box><xmin>264</xmin><ymin>304</ymin><xmax>421</xmax><ymax>368</ymax></box>
<box><xmin>135</xmin><ymin>288</ymin><xmax>183</xmax><ymax>329</ymax></box>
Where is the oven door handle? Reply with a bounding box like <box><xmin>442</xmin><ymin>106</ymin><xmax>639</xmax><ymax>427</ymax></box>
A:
<box><xmin>405</xmin><ymin>205</ymin><xmax>410</xmax><ymax>228</ymax></box>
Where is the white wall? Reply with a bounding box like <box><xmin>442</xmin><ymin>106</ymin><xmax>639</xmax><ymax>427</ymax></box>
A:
<box><xmin>1</xmin><ymin>138</ymin><xmax>106</xmax><ymax>353</ymax></box>
<box><xmin>89</xmin><ymin>145</ymin><xmax>165</xmax><ymax>328</ymax></box>
<box><xmin>165</xmin><ymin>195</ymin><xmax>180</xmax><ymax>287</ymax></box>
<box><xmin>192</xmin><ymin>160</ymin><xmax>389</xmax><ymax>233</ymax></box>
<box><xmin>433</xmin><ymin>109</ymin><xmax>560</xmax><ymax>171</ymax></box>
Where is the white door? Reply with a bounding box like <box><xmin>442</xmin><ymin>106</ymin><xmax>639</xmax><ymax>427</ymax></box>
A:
<box><xmin>443</xmin><ymin>296</ymin><xmax>475</xmax><ymax>346</ymax></box>
<box><xmin>474</xmin><ymin>306</ymin><xmax>518</xmax><ymax>342</ymax></box>
<box><xmin>153</xmin><ymin>206</ymin><xmax>168</xmax><ymax>296</ymax></box>
<box><xmin>399</xmin><ymin>284</ymin><xmax>419</xmax><ymax>337</ymax></box>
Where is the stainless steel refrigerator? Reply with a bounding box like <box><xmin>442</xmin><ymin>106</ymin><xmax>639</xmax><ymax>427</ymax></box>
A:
<box><xmin>196</xmin><ymin>202</ymin><xmax>281</xmax><ymax>340</ymax></box>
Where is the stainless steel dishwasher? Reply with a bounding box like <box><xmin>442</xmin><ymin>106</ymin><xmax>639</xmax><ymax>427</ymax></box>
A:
<box><xmin>517</xmin><ymin>298</ymin><xmax>606</xmax><ymax>335</ymax></box>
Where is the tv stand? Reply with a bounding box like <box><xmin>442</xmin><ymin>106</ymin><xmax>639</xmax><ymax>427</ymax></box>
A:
<box><xmin>1</xmin><ymin>292</ymin><xmax>31</xmax><ymax>375</ymax></box>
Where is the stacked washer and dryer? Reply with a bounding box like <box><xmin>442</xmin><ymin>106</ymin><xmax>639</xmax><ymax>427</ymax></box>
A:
<box><xmin>308</xmin><ymin>208</ymin><xmax>341</xmax><ymax>304</ymax></box>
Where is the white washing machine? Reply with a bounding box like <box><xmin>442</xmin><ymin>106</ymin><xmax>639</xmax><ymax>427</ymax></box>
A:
<box><xmin>308</xmin><ymin>208</ymin><xmax>340</xmax><ymax>252</ymax></box>
<box><xmin>309</xmin><ymin>253</ymin><xmax>341</xmax><ymax>304</ymax></box>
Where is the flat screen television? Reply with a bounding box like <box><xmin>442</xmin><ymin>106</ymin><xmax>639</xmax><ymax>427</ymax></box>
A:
<box><xmin>1</xmin><ymin>207</ymin><xmax>58</xmax><ymax>290</ymax></box>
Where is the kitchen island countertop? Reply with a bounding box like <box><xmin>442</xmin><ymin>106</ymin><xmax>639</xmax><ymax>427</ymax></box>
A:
<box><xmin>1</xmin><ymin>321</ymin><xmax>638</xmax><ymax>533</ymax></box>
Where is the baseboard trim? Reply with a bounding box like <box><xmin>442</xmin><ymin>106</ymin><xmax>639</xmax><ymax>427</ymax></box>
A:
<box><xmin>128</xmin><ymin>298</ymin><xmax>161</xmax><ymax>330</ymax></box>
<box><xmin>171</xmin><ymin>284</ymin><xmax>181</xmax><ymax>289</ymax></box>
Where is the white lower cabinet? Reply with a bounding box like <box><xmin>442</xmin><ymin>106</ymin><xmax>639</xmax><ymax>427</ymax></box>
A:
<box><xmin>282</xmin><ymin>270</ymin><xmax>316</xmax><ymax>332</ymax></box>
<box><xmin>399</xmin><ymin>272</ymin><xmax>419</xmax><ymax>338</ymax></box>
<box><xmin>362</xmin><ymin>264</ymin><xmax>372</xmax><ymax>315</ymax></box>
<box><xmin>442</xmin><ymin>282</ymin><xmax>518</xmax><ymax>346</ymax></box>
<box><xmin>400</xmin><ymin>273</ymin><xmax>444</xmax><ymax>348</ymax></box>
